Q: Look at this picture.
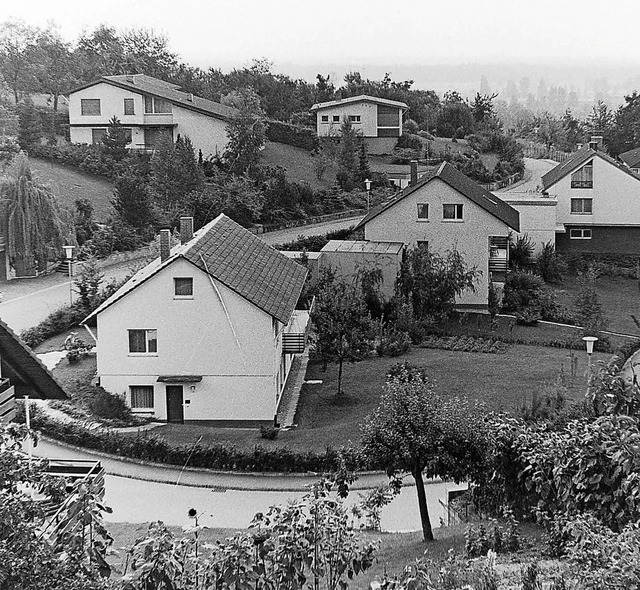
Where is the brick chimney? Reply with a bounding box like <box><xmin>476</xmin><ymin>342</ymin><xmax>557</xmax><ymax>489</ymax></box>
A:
<box><xmin>410</xmin><ymin>160</ymin><xmax>418</xmax><ymax>186</ymax></box>
<box><xmin>589</xmin><ymin>135</ymin><xmax>604</xmax><ymax>151</ymax></box>
<box><xmin>159</xmin><ymin>229</ymin><xmax>171</xmax><ymax>262</ymax></box>
<box><xmin>180</xmin><ymin>216</ymin><xmax>194</xmax><ymax>244</ymax></box>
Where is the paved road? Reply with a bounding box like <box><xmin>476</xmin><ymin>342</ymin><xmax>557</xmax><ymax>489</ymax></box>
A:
<box><xmin>259</xmin><ymin>215</ymin><xmax>364</xmax><ymax>247</ymax></box>
<box><xmin>498</xmin><ymin>157</ymin><xmax>557</xmax><ymax>194</ymax></box>
<box><xmin>31</xmin><ymin>438</ymin><xmax>465</xmax><ymax>531</ymax></box>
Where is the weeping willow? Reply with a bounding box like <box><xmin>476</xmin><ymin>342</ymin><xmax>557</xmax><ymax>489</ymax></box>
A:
<box><xmin>0</xmin><ymin>153</ymin><xmax>68</xmax><ymax>277</ymax></box>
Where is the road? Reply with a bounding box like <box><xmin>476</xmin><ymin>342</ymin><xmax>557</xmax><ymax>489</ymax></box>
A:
<box><xmin>497</xmin><ymin>157</ymin><xmax>557</xmax><ymax>194</ymax></box>
<box><xmin>0</xmin><ymin>215</ymin><xmax>364</xmax><ymax>335</ymax></box>
<box><xmin>31</xmin><ymin>438</ymin><xmax>466</xmax><ymax>531</ymax></box>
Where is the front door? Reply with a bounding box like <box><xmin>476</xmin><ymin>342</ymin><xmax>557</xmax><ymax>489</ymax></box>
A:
<box><xmin>166</xmin><ymin>386</ymin><xmax>184</xmax><ymax>423</ymax></box>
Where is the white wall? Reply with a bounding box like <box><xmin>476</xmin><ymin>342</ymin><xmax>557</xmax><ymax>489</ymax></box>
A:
<box><xmin>316</xmin><ymin>102</ymin><xmax>378</xmax><ymax>137</ymax></box>
<box><xmin>502</xmin><ymin>196</ymin><xmax>557</xmax><ymax>253</ymax></box>
<box><xmin>96</xmin><ymin>257</ymin><xmax>279</xmax><ymax>422</ymax></box>
<box><xmin>364</xmin><ymin>178</ymin><xmax>510</xmax><ymax>308</ymax></box>
<box><xmin>548</xmin><ymin>155</ymin><xmax>640</xmax><ymax>226</ymax></box>
<box><xmin>173</xmin><ymin>105</ymin><xmax>228</xmax><ymax>158</ymax></box>
<box><xmin>69</xmin><ymin>82</ymin><xmax>145</xmax><ymax>127</ymax></box>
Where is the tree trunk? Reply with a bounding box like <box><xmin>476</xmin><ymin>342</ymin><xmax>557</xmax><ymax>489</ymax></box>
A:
<box><xmin>413</xmin><ymin>469</ymin><xmax>434</xmax><ymax>542</ymax></box>
<box><xmin>337</xmin><ymin>356</ymin><xmax>344</xmax><ymax>395</ymax></box>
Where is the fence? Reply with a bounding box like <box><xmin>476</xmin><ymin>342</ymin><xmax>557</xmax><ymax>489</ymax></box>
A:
<box><xmin>520</xmin><ymin>141</ymin><xmax>573</xmax><ymax>162</ymax></box>
<box><xmin>480</xmin><ymin>171</ymin><xmax>524</xmax><ymax>192</ymax></box>
<box><xmin>253</xmin><ymin>208</ymin><xmax>367</xmax><ymax>235</ymax></box>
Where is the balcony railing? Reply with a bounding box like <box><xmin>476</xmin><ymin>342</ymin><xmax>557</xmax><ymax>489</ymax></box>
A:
<box><xmin>283</xmin><ymin>309</ymin><xmax>311</xmax><ymax>355</ymax></box>
<box><xmin>143</xmin><ymin>113</ymin><xmax>174</xmax><ymax>125</ymax></box>
<box><xmin>0</xmin><ymin>379</ymin><xmax>15</xmax><ymax>423</ymax></box>
<box><xmin>571</xmin><ymin>180</ymin><xmax>593</xmax><ymax>189</ymax></box>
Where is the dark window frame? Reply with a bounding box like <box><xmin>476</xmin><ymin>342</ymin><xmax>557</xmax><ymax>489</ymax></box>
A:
<box><xmin>130</xmin><ymin>385</ymin><xmax>154</xmax><ymax>409</ymax></box>
<box><xmin>80</xmin><ymin>98</ymin><xmax>101</xmax><ymax>116</ymax></box>
<box><xmin>443</xmin><ymin>203</ymin><xmax>464</xmax><ymax>220</ymax></box>
<box><xmin>417</xmin><ymin>203</ymin><xmax>429</xmax><ymax>220</ymax></box>
<box><xmin>174</xmin><ymin>277</ymin><xmax>194</xmax><ymax>297</ymax></box>
<box><xmin>128</xmin><ymin>329</ymin><xmax>158</xmax><ymax>354</ymax></box>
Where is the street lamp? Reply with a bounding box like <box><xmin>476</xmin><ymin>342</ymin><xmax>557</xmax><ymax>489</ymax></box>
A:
<box><xmin>364</xmin><ymin>178</ymin><xmax>372</xmax><ymax>211</ymax></box>
<box><xmin>63</xmin><ymin>245</ymin><xmax>75</xmax><ymax>305</ymax></box>
<box><xmin>582</xmin><ymin>336</ymin><xmax>598</xmax><ymax>370</ymax></box>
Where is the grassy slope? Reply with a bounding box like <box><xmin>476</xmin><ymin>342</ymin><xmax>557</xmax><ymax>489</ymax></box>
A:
<box><xmin>29</xmin><ymin>156</ymin><xmax>114</xmax><ymax>222</ymax></box>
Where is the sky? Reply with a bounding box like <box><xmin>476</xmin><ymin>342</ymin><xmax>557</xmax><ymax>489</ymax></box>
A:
<box><xmin>3</xmin><ymin>0</ymin><xmax>640</xmax><ymax>73</ymax></box>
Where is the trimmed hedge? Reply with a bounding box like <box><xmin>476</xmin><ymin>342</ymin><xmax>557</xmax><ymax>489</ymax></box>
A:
<box><xmin>25</xmin><ymin>409</ymin><xmax>371</xmax><ymax>473</ymax></box>
<box><xmin>266</xmin><ymin>120</ymin><xmax>318</xmax><ymax>151</ymax></box>
<box><xmin>420</xmin><ymin>335</ymin><xmax>508</xmax><ymax>354</ymax></box>
<box><xmin>27</xmin><ymin>143</ymin><xmax>118</xmax><ymax>178</ymax></box>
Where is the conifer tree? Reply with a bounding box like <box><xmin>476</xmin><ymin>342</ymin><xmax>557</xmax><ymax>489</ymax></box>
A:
<box><xmin>17</xmin><ymin>97</ymin><xmax>42</xmax><ymax>150</ymax></box>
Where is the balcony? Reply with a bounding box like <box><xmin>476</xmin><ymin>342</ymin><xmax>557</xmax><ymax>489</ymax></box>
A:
<box><xmin>283</xmin><ymin>310</ymin><xmax>311</xmax><ymax>354</ymax></box>
<box><xmin>143</xmin><ymin>113</ymin><xmax>174</xmax><ymax>126</ymax></box>
<box><xmin>571</xmin><ymin>180</ymin><xmax>593</xmax><ymax>189</ymax></box>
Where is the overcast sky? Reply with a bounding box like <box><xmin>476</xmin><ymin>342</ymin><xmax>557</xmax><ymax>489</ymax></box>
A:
<box><xmin>3</xmin><ymin>0</ymin><xmax>638</xmax><ymax>71</ymax></box>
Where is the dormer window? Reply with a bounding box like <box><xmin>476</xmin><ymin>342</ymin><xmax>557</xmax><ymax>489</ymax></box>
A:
<box><xmin>571</xmin><ymin>162</ymin><xmax>593</xmax><ymax>188</ymax></box>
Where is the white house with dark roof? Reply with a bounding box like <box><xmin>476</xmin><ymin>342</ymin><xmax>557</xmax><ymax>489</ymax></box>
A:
<box><xmin>67</xmin><ymin>74</ymin><xmax>238</xmax><ymax>158</ymax></box>
<box><xmin>619</xmin><ymin>147</ymin><xmax>640</xmax><ymax>174</ymax></box>
<box><xmin>541</xmin><ymin>145</ymin><xmax>640</xmax><ymax>254</ymax></box>
<box><xmin>82</xmin><ymin>215</ymin><xmax>308</xmax><ymax>427</ymax></box>
<box><xmin>310</xmin><ymin>95</ymin><xmax>409</xmax><ymax>155</ymax></box>
<box><xmin>355</xmin><ymin>162</ymin><xmax>520</xmax><ymax>312</ymax></box>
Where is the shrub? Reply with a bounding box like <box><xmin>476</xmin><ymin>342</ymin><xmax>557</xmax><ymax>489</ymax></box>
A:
<box><xmin>265</xmin><ymin>119</ymin><xmax>318</xmax><ymax>151</ymax></box>
<box><xmin>87</xmin><ymin>387</ymin><xmax>132</xmax><ymax>422</ymax></box>
<box><xmin>465</xmin><ymin>511</ymin><xmax>520</xmax><ymax>558</ymax></box>
<box><xmin>510</xmin><ymin>234</ymin><xmax>535</xmax><ymax>269</ymax></box>
<box><xmin>376</xmin><ymin>326</ymin><xmax>411</xmax><ymax>357</ymax></box>
<box><xmin>536</xmin><ymin>241</ymin><xmax>565</xmax><ymax>283</ymax></box>
<box><xmin>396</xmin><ymin>133</ymin><xmax>422</xmax><ymax>151</ymax></box>
<box><xmin>260</xmin><ymin>425</ymin><xmax>280</xmax><ymax>440</ymax></box>
<box><xmin>64</xmin><ymin>332</ymin><xmax>92</xmax><ymax>364</ymax></box>
<box><xmin>386</xmin><ymin>361</ymin><xmax>429</xmax><ymax>383</ymax></box>
<box><xmin>502</xmin><ymin>271</ymin><xmax>545</xmax><ymax>312</ymax></box>
<box><xmin>574</xmin><ymin>266</ymin><xmax>607</xmax><ymax>335</ymax></box>
<box><xmin>420</xmin><ymin>334</ymin><xmax>508</xmax><ymax>354</ymax></box>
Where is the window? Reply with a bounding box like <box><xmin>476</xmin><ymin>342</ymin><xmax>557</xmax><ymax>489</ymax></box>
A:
<box><xmin>417</xmin><ymin>203</ymin><xmax>429</xmax><ymax>220</ymax></box>
<box><xmin>571</xmin><ymin>198</ymin><xmax>593</xmax><ymax>214</ymax></box>
<box><xmin>130</xmin><ymin>386</ymin><xmax>154</xmax><ymax>409</ymax></box>
<box><xmin>321</xmin><ymin>115</ymin><xmax>329</xmax><ymax>123</ymax></box>
<box><xmin>144</xmin><ymin>95</ymin><xmax>172</xmax><ymax>114</ymax></box>
<box><xmin>443</xmin><ymin>204</ymin><xmax>464</xmax><ymax>220</ymax></box>
<box><xmin>332</xmin><ymin>115</ymin><xmax>340</xmax><ymax>123</ymax></box>
<box><xmin>174</xmin><ymin>277</ymin><xmax>193</xmax><ymax>297</ymax></box>
<box><xmin>569</xmin><ymin>228</ymin><xmax>592</xmax><ymax>239</ymax></box>
<box><xmin>349</xmin><ymin>114</ymin><xmax>361</xmax><ymax>123</ymax></box>
<box><xmin>570</xmin><ymin>162</ymin><xmax>593</xmax><ymax>188</ymax></box>
<box><xmin>122</xmin><ymin>128</ymin><xmax>133</xmax><ymax>144</ymax></box>
<box><xmin>124</xmin><ymin>98</ymin><xmax>135</xmax><ymax>115</ymax></box>
<box><xmin>91</xmin><ymin>129</ymin><xmax>107</xmax><ymax>144</ymax></box>
<box><xmin>417</xmin><ymin>241</ymin><xmax>429</xmax><ymax>250</ymax></box>
<box><xmin>128</xmin><ymin>329</ymin><xmax>158</xmax><ymax>354</ymax></box>
<box><xmin>80</xmin><ymin>98</ymin><xmax>101</xmax><ymax>116</ymax></box>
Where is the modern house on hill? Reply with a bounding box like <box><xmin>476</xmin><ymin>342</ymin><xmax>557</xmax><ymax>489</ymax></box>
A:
<box><xmin>355</xmin><ymin>162</ymin><xmax>520</xmax><ymax>312</ymax></box>
<box><xmin>310</xmin><ymin>95</ymin><xmax>409</xmax><ymax>155</ymax></box>
<box><xmin>541</xmin><ymin>144</ymin><xmax>640</xmax><ymax>254</ymax></box>
<box><xmin>0</xmin><ymin>318</ymin><xmax>67</xmax><ymax>423</ymax></box>
<box><xmin>82</xmin><ymin>215</ymin><xmax>308</xmax><ymax>427</ymax></box>
<box><xmin>67</xmin><ymin>74</ymin><xmax>238</xmax><ymax>157</ymax></box>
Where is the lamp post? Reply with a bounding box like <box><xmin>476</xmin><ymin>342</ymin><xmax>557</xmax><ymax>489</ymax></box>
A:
<box><xmin>582</xmin><ymin>336</ymin><xmax>598</xmax><ymax>371</ymax></box>
<box><xmin>63</xmin><ymin>245</ymin><xmax>75</xmax><ymax>305</ymax></box>
<box><xmin>364</xmin><ymin>178</ymin><xmax>371</xmax><ymax>211</ymax></box>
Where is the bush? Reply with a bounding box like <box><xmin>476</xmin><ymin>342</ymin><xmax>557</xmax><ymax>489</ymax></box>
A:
<box><xmin>64</xmin><ymin>332</ymin><xmax>92</xmax><ymax>364</ymax></box>
<box><xmin>376</xmin><ymin>326</ymin><xmax>411</xmax><ymax>357</ymax></box>
<box><xmin>396</xmin><ymin>133</ymin><xmax>422</xmax><ymax>151</ymax></box>
<box><xmin>536</xmin><ymin>241</ymin><xmax>565</xmax><ymax>283</ymax></box>
<box><xmin>465</xmin><ymin>510</ymin><xmax>520</xmax><ymax>557</ymax></box>
<box><xmin>265</xmin><ymin>120</ymin><xmax>318</xmax><ymax>151</ymax></box>
<box><xmin>386</xmin><ymin>361</ymin><xmax>429</xmax><ymax>383</ymax></box>
<box><xmin>86</xmin><ymin>387</ymin><xmax>132</xmax><ymax>422</ymax></box>
<box><xmin>510</xmin><ymin>234</ymin><xmax>535</xmax><ymax>270</ymax></box>
<box><xmin>260</xmin><ymin>425</ymin><xmax>280</xmax><ymax>440</ymax></box>
<box><xmin>420</xmin><ymin>334</ymin><xmax>508</xmax><ymax>354</ymax></box>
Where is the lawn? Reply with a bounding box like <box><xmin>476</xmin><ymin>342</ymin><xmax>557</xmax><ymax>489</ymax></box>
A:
<box><xmin>29</xmin><ymin>156</ymin><xmax>115</xmax><ymax>222</ymax></box>
<box><xmin>550</xmin><ymin>275</ymin><xmax>640</xmax><ymax>336</ymax></box>
<box><xmin>147</xmin><ymin>342</ymin><xmax>608</xmax><ymax>453</ymax></box>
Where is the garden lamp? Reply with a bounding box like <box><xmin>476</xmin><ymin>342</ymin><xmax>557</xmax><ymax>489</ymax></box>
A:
<box><xmin>365</xmin><ymin>179</ymin><xmax>372</xmax><ymax>211</ymax></box>
<box><xmin>63</xmin><ymin>245</ymin><xmax>75</xmax><ymax>304</ymax></box>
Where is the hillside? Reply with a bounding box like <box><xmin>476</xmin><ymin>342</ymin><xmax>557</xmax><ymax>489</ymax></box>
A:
<box><xmin>30</xmin><ymin>157</ymin><xmax>115</xmax><ymax>222</ymax></box>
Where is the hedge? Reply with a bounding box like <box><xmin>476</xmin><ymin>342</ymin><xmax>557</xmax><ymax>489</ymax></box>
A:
<box><xmin>266</xmin><ymin>120</ymin><xmax>318</xmax><ymax>151</ymax></box>
<box><xmin>24</xmin><ymin>409</ymin><xmax>371</xmax><ymax>473</ymax></box>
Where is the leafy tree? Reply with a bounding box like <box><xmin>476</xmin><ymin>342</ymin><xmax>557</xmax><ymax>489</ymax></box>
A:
<box><xmin>149</xmin><ymin>134</ymin><xmax>204</xmax><ymax>210</ymax></box>
<box><xmin>395</xmin><ymin>247</ymin><xmax>480</xmax><ymax>321</ymax></box>
<box><xmin>17</xmin><ymin>97</ymin><xmax>42</xmax><ymax>149</ymax></box>
<box><xmin>311</xmin><ymin>268</ymin><xmax>375</xmax><ymax>395</ymax></box>
<box><xmin>120</xmin><ymin>27</ymin><xmax>178</xmax><ymax>78</ymax></box>
<box><xmin>436</xmin><ymin>101</ymin><xmax>475</xmax><ymax>138</ymax></box>
<box><xmin>509</xmin><ymin>234</ymin><xmax>534</xmax><ymax>269</ymax></box>
<box><xmin>361</xmin><ymin>367</ymin><xmax>486</xmax><ymax>541</ymax></box>
<box><xmin>0</xmin><ymin>19</ymin><xmax>39</xmax><ymax>104</ymax></box>
<box><xmin>1</xmin><ymin>152</ymin><xmax>67</xmax><ymax>276</ymax></box>
<box><xmin>223</xmin><ymin>88</ymin><xmax>266</xmax><ymax>175</ymax></box>
<box><xmin>74</xmin><ymin>197</ymin><xmax>96</xmax><ymax>246</ymax></box>
<box><xmin>75</xmin><ymin>24</ymin><xmax>125</xmax><ymax>80</ymax></box>
<box><xmin>33</xmin><ymin>25</ymin><xmax>75</xmax><ymax>112</ymax></box>
<box><xmin>101</xmin><ymin>116</ymin><xmax>130</xmax><ymax>161</ymax></box>
<box><xmin>74</xmin><ymin>257</ymin><xmax>104</xmax><ymax>310</ymax></box>
<box><xmin>336</xmin><ymin>117</ymin><xmax>360</xmax><ymax>191</ymax></box>
<box><xmin>574</xmin><ymin>266</ymin><xmax>607</xmax><ymax>335</ymax></box>
<box><xmin>112</xmin><ymin>166</ymin><xmax>155</xmax><ymax>232</ymax></box>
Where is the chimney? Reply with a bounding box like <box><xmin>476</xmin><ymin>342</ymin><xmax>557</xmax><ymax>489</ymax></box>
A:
<box><xmin>410</xmin><ymin>160</ymin><xmax>418</xmax><ymax>186</ymax></box>
<box><xmin>590</xmin><ymin>135</ymin><xmax>604</xmax><ymax>151</ymax></box>
<box><xmin>126</xmin><ymin>73</ymin><xmax>135</xmax><ymax>84</ymax></box>
<box><xmin>159</xmin><ymin>229</ymin><xmax>171</xmax><ymax>262</ymax></box>
<box><xmin>180</xmin><ymin>216</ymin><xmax>194</xmax><ymax>244</ymax></box>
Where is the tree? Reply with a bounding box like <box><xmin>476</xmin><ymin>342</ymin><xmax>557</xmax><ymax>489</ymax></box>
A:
<box><xmin>17</xmin><ymin>97</ymin><xmax>42</xmax><ymax>149</ymax></box>
<box><xmin>336</xmin><ymin>117</ymin><xmax>360</xmax><ymax>191</ymax></box>
<box><xmin>361</xmin><ymin>367</ymin><xmax>486</xmax><ymax>541</ymax></box>
<box><xmin>112</xmin><ymin>166</ymin><xmax>155</xmax><ymax>232</ymax></box>
<box><xmin>223</xmin><ymin>88</ymin><xmax>266</xmax><ymax>175</ymax></box>
<box><xmin>149</xmin><ymin>134</ymin><xmax>204</xmax><ymax>210</ymax></box>
<box><xmin>311</xmin><ymin>269</ymin><xmax>375</xmax><ymax>395</ymax></box>
<box><xmin>574</xmin><ymin>266</ymin><xmax>607</xmax><ymax>335</ymax></box>
<box><xmin>0</xmin><ymin>19</ymin><xmax>39</xmax><ymax>104</ymax></box>
<box><xmin>33</xmin><ymin>26</ymin><xmax>75</xmax><ymax>112</ymax></box>
<box><xmin>120</xmin><ymin>27</ymin><xmax>178</xmax><ymax>78</ymax></box>
<box><xmin>101</xmin><ymin>116</ymin><xmax>130</xmax><ymax>161</ymax></box>
<box><xmin>74</xmin><ymin>197</ymin><xmax>96</xmax><ymax>246</ymax></box>
<box><xmin>396</xmin><ymin>247</ymin><xmax>480</xmax><ymax>321</ymax></box>
<box><xmin>1</xmin><ymin>152</ymin><xmax>67</xmax><ymax>276</ymax></box>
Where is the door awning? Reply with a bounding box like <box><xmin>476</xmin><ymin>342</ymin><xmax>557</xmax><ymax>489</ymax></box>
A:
<box><xmin>157</xmin><ymin>375</ymin><xmax>203</xmax><ymax>383</ymax></box>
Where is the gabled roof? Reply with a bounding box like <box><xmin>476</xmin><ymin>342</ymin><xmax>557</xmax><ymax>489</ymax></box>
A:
<box><xmin>0</xmin><ymin>319</ymin><xmax>67</xmax><ymax>399</ymax></box>
<box><xmin>541</xmin><ymin>147</ymin><xmax>640</xmax><ymax>191</ymax></box>
<box><xmin>83</xmin><ymin>215</ymin><xmax>308</xmax><ymax>326</ymax></box>
<box><xmin>67</xmin><ymin>74</ymin><xmax>238</xmax><ymax>122</ymax></box>
<box><xmin>619</xmin><ymin>147</ymin><xmax>640</xmax><ymax>169</ymax></box>
<box><xmin>310</xmin><ymin>94</ymin><xmax>409</xmax><ymax>112</ymax></box>
<box><xmin>355</xmin><ymin>162</ymin><xmax>520</xmax><ymax>232</ymax></box>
